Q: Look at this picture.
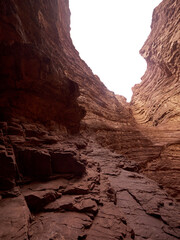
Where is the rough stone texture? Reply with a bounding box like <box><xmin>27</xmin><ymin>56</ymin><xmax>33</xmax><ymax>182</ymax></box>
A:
<box><xmin>50</xmin><ymin>149</ymin><xmax>86</xmax><ymax>175</ymax></box>
<box><xmin>132</xmin><ymin>0</ymin><xmax>180</xmax><ymax>127</ymax></box>
<box><xmin>0</xmin><ymin>0</ymin><xmax>180</xmax><ymax>239</ymax></box>
<box><xmin>0</xmin><ymin>0</ymin><xmax>85</xmax><ymax>133</ymax></box>
<box><xmin>21</xmin><ymin>147</ymin><xmax>134</xmax><ymax>240</ymax></box>
<box><xmin>0</xmin><ymin>120</ymin><xmax>87</xmax><ymax>185</ymax></box>
<box><xmin>0</xmin><ymin>0</ymin><xmax>162</xmax><ymax>167</ymax></box>
<box><xmin>131</xmin><ymin>0</ymin><xmax>180</xmax><ymax>200</ymax></box>
<box><xmin>0</xmin><ymin>121</ymin><xmax>135</xmax><ymax>239</ymax></box>
<box><xmin>84</xmin><ymin>140</ymin><xmax>180</xmax><ymax>240</ymax></box>
<box><xmin>0</xmin><ymin>193</ymin><xmax>31</xmax><ymax>239</ymax></box>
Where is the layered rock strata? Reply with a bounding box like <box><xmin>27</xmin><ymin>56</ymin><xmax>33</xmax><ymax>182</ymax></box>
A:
<box><xmin>0</xmin><ymin>120</ymin><xmax>135</xmax><ymax>239</ymax></box>
<box><xmin>0</xmin><ymin>0</ymin><xmax>85</xmax><ymax>133</ymax></box>
<box><xmin>0</xmin><ymin>0</ymin><xmax>180</xmax><ymax>239</ymax></box>
<box><xmin>0</xmin><ymin>0</ymin><xmax>162</xmax><ymax>167</ymax></box>
<box><xmin>0</xmin><ymin>124</ymin><xmax>179</xmax><ymax>239</ymax></box>
<box><xmin>132</xmin><ymin>0</ymin><xmax>180</xmax><ymax>127</ymax></box>
<box><xmin>131</xmin><ymin>0</ymin><xmax>180</xmax><ymax>200</ymax></box>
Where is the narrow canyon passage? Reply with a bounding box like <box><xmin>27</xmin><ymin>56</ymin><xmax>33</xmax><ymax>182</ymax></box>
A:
<box><xmin>0</xmin><ymin>0</ymin><xmax>179</xmax><ymax>239</ymax></box>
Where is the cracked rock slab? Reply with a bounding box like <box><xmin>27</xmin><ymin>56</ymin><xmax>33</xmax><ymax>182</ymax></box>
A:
<box><xmin>0</xmin><ymin>194</ymin><xmax>31</xmax><ymax>240</ymax></box>
<box><xmin>29</xmin><ymin>212</ymin><xmax>92</xmax><ymax>240</ymax></box>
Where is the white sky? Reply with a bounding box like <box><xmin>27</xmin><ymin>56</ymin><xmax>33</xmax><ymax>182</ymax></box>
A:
<box><xmin>69</xmin><ymin>0</ymin><xmax>162</xmax><ymax>101</ymax></box>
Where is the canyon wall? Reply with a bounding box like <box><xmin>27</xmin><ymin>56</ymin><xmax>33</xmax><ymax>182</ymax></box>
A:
<box><xmin>0</xmin><ymin>0</ymin><xmax>180</xmax><ymax>239</ymax></box>
<box><xmin>0</xmin><ymin>0</ymin><xmax>163</xmax><ymax>174</ymax></box>
<box><xmin>131</xmin><ymin>0</ymin><xmax>180</xmax><ymax>199</ymax></box>
<box><xmin>132</xmin><ymin>0</ymin><xmax>180</xmax><ymax>128</ymax></box>
<box><xmin>0</xmin><ymin>0</ymin><xmax>87</xmax><ymax>133</ymax></box>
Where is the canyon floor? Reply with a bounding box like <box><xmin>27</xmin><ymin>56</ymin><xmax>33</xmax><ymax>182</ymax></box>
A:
<box><xmin>0</xmin><ymin>120</ymin><xmax>180</xmax><ymax>239</ymax></box>
<box><xmin>0</xmin><ymin>0</ymin><xmax>179</xmax><ymax>239</ymax></box>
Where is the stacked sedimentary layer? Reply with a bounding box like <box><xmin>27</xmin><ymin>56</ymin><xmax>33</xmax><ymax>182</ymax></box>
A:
<box><xmin>0</xmin><ymin>0</ymin><xmax>162</xmax><ymax>165</ymax></box>
<box><xmin>132</xmin><ymin>0</ymin><xmax>180</xmax><ymax>127</ymax></box>
<box><xmin>0</xmin><ymin>0</ymin><xmax>180</xmax><ymax>239</ymax></box>
<box><xmin>131</xmin><ymin>0</ymin><xmax>180</xmax><ymax>199</ymax></box>
<box><xmin>0</xmin><ymin>0</ymin><xmax>86</xmax><ymax>133</ymax></box>
<box><xmin>0</xmin><ymin>119</ymin><xmax>180</xmax><ymax>239</ymax></box>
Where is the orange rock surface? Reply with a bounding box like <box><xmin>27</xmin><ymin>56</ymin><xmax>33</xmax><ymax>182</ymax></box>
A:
<box><xmin>0</xmin><ymin>0</ymin><xmax>179</xmax><ymax>239</ymax></box>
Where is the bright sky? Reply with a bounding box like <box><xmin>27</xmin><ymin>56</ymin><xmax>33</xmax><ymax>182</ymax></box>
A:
<box><xmin>69</xmin><ymin>0</ymin><xmax>162</xmax><ymax>101</ymax></box>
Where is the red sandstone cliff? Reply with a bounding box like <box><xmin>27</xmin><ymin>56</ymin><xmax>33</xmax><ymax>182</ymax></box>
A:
<box><xmin>131</xmin><ymin>0</ymin><xmax>180</xmax><ymax>199</ymax></box>
<box><xmin>0</xmin><ymin>0</ymin><xmax>161</xmax><ymax>166</ymax></box>
<box><xmin>0</xmin><ymin>0</ymin><xmax>86</xmax><ymax>133</ymax></box>
<box><xmin>0</xmin><ymin>0</ymin><xmax>180</xmax><ymax>239</ymax></box>
<box><xmin>132</xmin><ymin>0</ymin><xmax>180</xmax><ymax>127</ymax></box>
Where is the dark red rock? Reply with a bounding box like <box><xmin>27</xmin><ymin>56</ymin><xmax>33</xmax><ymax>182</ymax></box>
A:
<box><xmin>29</xmin><ymin>211</ymin><xmax>92</xmax><ymax>240</ymax></box>
<box><xmin>0</xmin><ymin>195</ymin><xmax>31</xmax><ymax>240</ymax></box>
<box><xmin>0</xmin><ymin>186</ymin><xmax>21</xmax><ymax>198</ymax></box>
<box><xmin>7</xmin><ymin>125</ymin><xmax>24</xmax><ymax>136</ymax></box>
<box><xmin>0</xmin><ymin>0</ymin><xmax>179</xmax><ymax>239</ymax></box>
<box><xmin>44</xmin><ymin>195</ymin><xmax>98</xmax><ymax>215</ymax></box>
<box><xmin>0</xmin><ymin>150</ymin><xmax>16</xmax><ymax>190</ymax></box>
<box><xmin>23</xmin><ymin>190</ymin><xmax>59</xmax><ymax>212</ymax></box>
<box><xmin>0</xmin><ymin>0</ymin><xmax>85</xmax><ymax>134</ymax></box>
<box><xmin>22</xmin><ymin>123</ymin><xmax>46</xmax><ymax>138</ymax></box>
<box><xmin>86</xmin><ymin>202</ymin><xmax>134</xmax><ymax>240</ymax></box>
<box><xmin>15</xmin><ymin>147</ymin><xmax>52</xmax><ymax>178</ymax></box>
<box><xmin>50</xmin><ymin>150</ymin><xmax>86</xmax><ymax>176</ymax></box>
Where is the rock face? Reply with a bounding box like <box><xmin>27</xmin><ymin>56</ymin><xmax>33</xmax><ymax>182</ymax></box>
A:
<box><xmin>132</xmin><ymin>0</ymin><xmax>180</xmax><ymax>127</ymax></box>
<box><xmin>0</xmin><ymin>0</ymin><xmax>85</xmax><ymax>133</ymax></box>
<box><xmin>0</xmin><ymin>123</ymin><xmax>135</xmax><ymax>239</ymax></box>
<box><xmin>131</xmin><ymin>0</ymin><xmax>180</xmax><ymax>200</ymax></box>
<box><xmin>0</xmin><ymin>0</ymin><xmax>179</xmax><ymax>239</ymax></box>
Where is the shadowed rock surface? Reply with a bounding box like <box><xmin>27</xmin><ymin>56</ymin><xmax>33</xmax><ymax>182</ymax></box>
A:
<box><xmin>0</xmin><ymin>0</ymin><xmax>179</xmax><ymax>239</ymax></box>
